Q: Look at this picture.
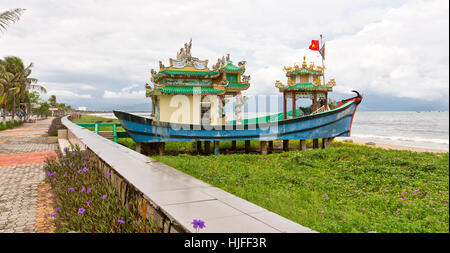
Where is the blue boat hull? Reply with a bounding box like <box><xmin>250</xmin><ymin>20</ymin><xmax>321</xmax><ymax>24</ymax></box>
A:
<box><xmin>113</xmin><ymin>98</ymin><xmax>361</xmax><ymax>143</ymax></box>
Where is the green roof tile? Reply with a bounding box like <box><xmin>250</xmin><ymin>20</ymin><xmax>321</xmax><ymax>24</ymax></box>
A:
<box><xmin>154</xmin><ymin>86</ymin><xmax>225</xmax><ymax>95</ymax></box>
<box><xmin>227</xmin><ymin>82</ymin><xmax>250</xmax><ymax>88</ymax></box>
<box><xmin>221</xmin><ymin>62</ymin><xmax>244</xmax><ymax>73</ymax></box>
<box><xmin>280</xmin><ymin>83</ymin><xmax>332</xmax><ymax>91</ymax></box>
<box><xmin>159</xmin><ymin>69</ymin><xmax>220</xmax><ymax>77</ymax></box>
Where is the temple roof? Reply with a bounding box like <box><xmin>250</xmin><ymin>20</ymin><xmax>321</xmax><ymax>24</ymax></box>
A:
<box><xmin>149</xmin><ymin>86</ymin><xmax>226</xmax><ymax>95</ymax></box>
<box><xmin>220</xmin><ymin>61</ymin><xmax>245</xmax><ymax>73</ymax></box>
<box><xmin>279</xmin><ymin>82</ymin><xmax>332</xmax><ymax>92</ymax></box>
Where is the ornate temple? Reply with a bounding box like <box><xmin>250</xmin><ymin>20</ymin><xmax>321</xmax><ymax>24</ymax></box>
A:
<box><xmin>145</xmin><ymin>39</ymin><xmax>250</xmax><ymax>125</ymax></box>
<box><xmin>275</xmin><ymin>56</ymin><xmax>336</xmax><ymax>119</ymax></box>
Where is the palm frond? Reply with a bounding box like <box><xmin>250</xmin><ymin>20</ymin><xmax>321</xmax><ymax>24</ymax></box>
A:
<box><xmin>0</xmin><ymin>8</ymin><xmax>26</xmax><ymax>32</ymax></box>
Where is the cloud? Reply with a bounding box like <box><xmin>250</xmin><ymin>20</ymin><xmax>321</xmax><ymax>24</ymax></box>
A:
<box><xmin>46</xmin><ymin>90</ymin><xmax>92</xmax><ymax>99</ymax></box>
<box><xmin>103</xmin><ymin>84</ymin><xmax>145</xmax><ymax>99</ymax></box>
<box><xmin>326</xmin><ymin>0</ymin><xmax>449</xmax><ymax>100</ymax></box>
<box><xmin>0</xmin><ymin>0</ymin><xmax>447</xmax><ymax>110</ymax></box>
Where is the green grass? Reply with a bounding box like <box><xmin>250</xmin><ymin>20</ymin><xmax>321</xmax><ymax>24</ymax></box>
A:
<box><xmin>152</xmin><ymin>142</ymin><xmax>449</xmax><ymax>233</ymax></box>
<box><xmin>71</xmin><ymin>114</ymin><xmax>125</xmax><ymax>132</ymax></box>
<box><xmin>72</xmin><ymin>114</ymin><xmax>449</xmax><ymax>233</ymax></box>
<box><xmin>0</xmin><ymin>120</ymin><xmax>23</xmax><ymax>131</ymax></box>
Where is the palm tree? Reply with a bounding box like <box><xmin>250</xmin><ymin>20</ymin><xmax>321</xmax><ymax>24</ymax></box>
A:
<box><xmin>0</xmin><ymin>8</ymin><xmax>25</xmax><ymax>33</ymax></box>
<box><xmin>48</xmin><ymin>95</ymin><xmax>56</xmax><ymax>106</ymax></box>
<box><xmin>0</xmin><ymin>59</ymin><xmax>20</xmax><ymax>122</ymax></box>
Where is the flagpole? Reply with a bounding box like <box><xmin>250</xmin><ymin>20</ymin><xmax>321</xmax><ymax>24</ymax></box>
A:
<box><xmin>320</xmin><ymin>34</ymin><xmax>325</xmax><ymax>86</ymax></box>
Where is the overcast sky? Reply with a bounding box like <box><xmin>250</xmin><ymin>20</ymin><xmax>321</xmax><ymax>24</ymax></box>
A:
<box><xmin>0</xmin><ymin>0</ymin><xmax>448</xmax><ymax>110</ymax></box>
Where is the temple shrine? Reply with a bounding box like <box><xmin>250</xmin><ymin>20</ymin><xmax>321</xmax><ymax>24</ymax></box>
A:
<box><xmin>145</xmin><ymin>39</ymin><xmax>250</xmax><ymax>125</ymax></box>
<box><xmin>275</xmin><ymin>56</ymin><xmax>336</xmax><ymax>119</ymax></box>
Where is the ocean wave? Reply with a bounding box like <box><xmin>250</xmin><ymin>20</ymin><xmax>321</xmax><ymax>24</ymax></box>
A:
<box><xmin>351</xmin><ymin>134</ymin><xmax>449</xmax><ymax>145</ymax></box>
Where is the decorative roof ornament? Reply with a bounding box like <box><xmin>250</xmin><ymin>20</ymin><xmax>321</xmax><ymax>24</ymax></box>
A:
<box><xmin>275</xmin><ymin>80</ymin><xmax>285</xmax><ymax>88</ymax></box>
<box><xmin>242</xmin><ymin>75</ymin><xmax>251</xmax><ymax>82</ymax></box>
<box><xmin>313</xmin><ymin>77</ymin><xmax>321</xmax><ymax>87</ymax></box>
<box><xmin>302</xmin><ymin>56</ymin><xmax>307</xmax><ymax>68</ymax></box>
<box><xmin>326</xmin><ymin>78</ymin><xmax>336</xmax><ymax>88</ymax></box>
<box><xmin>238</xmin><ymin>61</ymin><xmax>246</xmax><ymax>68</ymax></box>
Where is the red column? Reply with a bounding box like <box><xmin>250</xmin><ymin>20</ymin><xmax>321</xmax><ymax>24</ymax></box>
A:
<box><xmin>313</xmin><ymin>92</ymin><xmax>317</xmax><ymax>112</ymax></box>
<box><xmin>283</xmin><ymin>92</ymin><xmax>287</xmax><ymax>120</ymax></box>
<box><xmin>292</xmin><ymin>91</ymin><xmax>296</xmax><ymax>118</ymax></box>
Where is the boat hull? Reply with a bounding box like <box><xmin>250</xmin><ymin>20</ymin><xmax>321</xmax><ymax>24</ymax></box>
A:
<box><xmin>113</xmin><ymin>97</ymin><xmax>361</xmax><ymax>143</ymax></box>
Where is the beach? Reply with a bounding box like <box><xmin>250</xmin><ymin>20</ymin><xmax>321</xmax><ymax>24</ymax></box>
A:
<box><xmin>336</xmin><ymin>138</ymin><xmax>448</xmax><ymax>153</ymax></box>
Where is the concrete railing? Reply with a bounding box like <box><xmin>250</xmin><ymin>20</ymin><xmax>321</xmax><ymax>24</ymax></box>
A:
<box><xmin>61</xmin><ymin>116</ymin><xmax>316</xmax><ymax>233</ymax></box>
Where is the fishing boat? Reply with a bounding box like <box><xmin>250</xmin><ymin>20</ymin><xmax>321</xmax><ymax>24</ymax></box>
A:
<box><xmin>113</xmin><ymin>38</ymin><xmax>362</xmax><ymax>154</ymax></box>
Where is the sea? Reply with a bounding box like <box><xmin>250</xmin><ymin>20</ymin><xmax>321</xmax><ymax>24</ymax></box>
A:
<box><xmin>90</xmin><ymin>111</ymin><xmax>449</xmax><ymax>151</ymax></box>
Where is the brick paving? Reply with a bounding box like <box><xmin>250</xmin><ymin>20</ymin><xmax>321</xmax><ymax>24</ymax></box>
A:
<box><xmin>0</xmin><ymin>118</ymin><xmax>57</xmax><ymax>233</ymax></box>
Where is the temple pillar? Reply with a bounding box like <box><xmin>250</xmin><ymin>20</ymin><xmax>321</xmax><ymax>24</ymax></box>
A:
<box><xmin>231</xmin><ymin>140</ymin><xmax>237</xmax><ymax>150</ymax></box>
<box><xmin>313</xmin><ymin>92</ymin><xmax>318</xmax><ymax>112</ymax></box>
<box><xmin>283</xmin><ymin>140</ymin><xmax>289</xmax><ymax>152</ymax></box>
<box><xmin>292</xmin><ymin>91</ymin><xmax>296</xmax><ymax>118</ymax></box>
<box><xmin>283</xmin><ymin>92</ymin><xmax>287</xmax><ymax>120</ymax></box>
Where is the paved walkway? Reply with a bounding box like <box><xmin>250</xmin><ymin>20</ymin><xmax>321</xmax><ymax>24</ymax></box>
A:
<box><xmin>0</xmin><ymin>118</ymin><xmax>57</xmax><ymax>233</ymax></box>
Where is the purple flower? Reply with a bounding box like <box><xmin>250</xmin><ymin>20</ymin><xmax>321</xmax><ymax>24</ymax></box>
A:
<box><xmin>107</xmin><ymin>172</ymin><xmax>111</xmax><ymax>176</ymax></box>
<box><xmin>320</xmin><ymin>210</ymin><xmax>325</xmax><ymax>214</ymax></box>
<box><xmin>81</xmin><ymin>187</ymin><xmax>85</xmax><ymax>193</ymax></box>
<box><xmin>52</xmin><ymin>171</ymin><xmax>56</xmax><ymax>175</ymax></box>
<box><xmin>102</xmin><ymin>194</ymin><xmax>107</xmax><ymax>200</ymax></box>
<box><xmin>50</xmin><ymin>213</ymin><xmax>56</xmax><ymax>218</ymax></box>
<box><xmin>69</xmin><ymin>188</ymin><xmax>75</xmax><ymax>192</ymax></box>
<box><xmin>82</xmin><ymin>162</ymin><xmax>87</xmax><ymax>166</ymax></box>
<box><xmin>84</xmin><ymin>156</ymin><xmax>87</xmax><ymax>159</ymax></box>
<box><xmin>55</xmin><ymin>207</ymin><xmax>60</xmax><ymax>212</ymax></box>
<box><xmin>118</xmin><ymin>217</ymin><xmax>124</xmax><ymax>224</ymax></box>
<box><xmin>78</xmin><ymin>208</ymin><xmax>85</xmax><ymax>214</ymax></box>
<box><xmin>63</xmin><ymin>173</ymin><xmax>67</xmax><ymax>177</ymax></box>
<box><xmin>52</xmin><ymin>178</ymin><xmax>56</xmax><ymax>182</ymax></box>
<box><xmin>69</xmin><ymin>163</ymin><xmax>72</xmax><ymax>167</ymax></box>
<box><xmin>77</xmin><ymin>169</ymin><xmax>81</xmax><ymax>174</ymax></box>
<box><xmin>62</xmin><ymin>162</ymin><xmax>65</xmax><ymax>165</ymax></box>
<box><xmin>82</xmin><ymin>167</ymin><xmax>87</xmax><ymax>172</ymax></box>
<box><xmin>86</xmin><ymin>201</ymin><xmax>91</xmax><ymax>206</ymax></box>
<box><xmin>191</xmin><ymin>219</ymin><xmax>206</xmax><ymax>229</ymax></box>
<box><xmin>87</xmin><ymin>188</ymin><xmax>91</xmax><ymax>193</ymax></box>
<box><xmin>72</xmin><ymin>151</ymin><xmax>76</xmax><ymax>155</ymax></box>
<box><xmin>49</xmin><ymin>194</ymin><xmax>54</xmax><ymax>199</ymax></box>
<box><xmin>426</xmin><ymin>218</ymin><xmax>430</xmax><ymax>222</ymax></box>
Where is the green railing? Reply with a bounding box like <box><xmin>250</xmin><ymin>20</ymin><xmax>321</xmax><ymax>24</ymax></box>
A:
<box><xmin>76</xmin><ymin>123</ymin><xmax>129</xmax><ymax>143</ymax></box>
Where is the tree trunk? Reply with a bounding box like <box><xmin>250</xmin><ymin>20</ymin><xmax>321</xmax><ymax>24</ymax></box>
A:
<box><xmin>11</xmin><ymin>94</ymin><xmax>15</xmax><ymax>121</ymax></box>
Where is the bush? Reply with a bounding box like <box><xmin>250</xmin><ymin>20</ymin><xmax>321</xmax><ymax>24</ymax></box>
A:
<box><xmin>48</xmin><ymin>117</ymin><xmax>65</xmax><ymax>136</ymax></box>
<box><xmin>43</xmin><ymin>147</ymin><xmax>158</xmax><ymax>233</ymax></box>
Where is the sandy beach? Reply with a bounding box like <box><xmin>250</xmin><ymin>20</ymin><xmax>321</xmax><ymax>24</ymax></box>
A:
<box><xmin>336</xmin><ymin>139</ymin><xmax>449</xmax><ymax>153</ymax></box>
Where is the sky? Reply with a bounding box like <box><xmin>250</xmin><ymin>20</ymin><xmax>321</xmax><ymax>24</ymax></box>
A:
<box><xmin>0</xmin><ymin>0</ymin><xmax>448</xmax><ymax>111</ymax></box>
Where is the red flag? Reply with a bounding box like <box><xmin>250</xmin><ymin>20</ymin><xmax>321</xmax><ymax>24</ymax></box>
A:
<box><xmin>309</xmin><ymin>40</ymin><xmax>319</xmax><ymax>51</ymax></box>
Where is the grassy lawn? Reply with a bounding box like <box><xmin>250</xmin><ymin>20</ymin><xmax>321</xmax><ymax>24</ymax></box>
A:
<box><xmin>153</xmin><ymin>142</ymin><xmax>449</xmax><ymax>233</ymax></box>
<box><xmin>73</xmin><ymin>115</ymin><xmax>449</xmax><ymax>233</ymax></box>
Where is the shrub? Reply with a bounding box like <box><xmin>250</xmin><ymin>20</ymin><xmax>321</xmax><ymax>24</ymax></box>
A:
<box><xmin>48</xmin><ymin>117</ymin><xmax>65</xmax><ymax>136</ymax></box>
<box><xmin>43</xmin><ymin>147</ymin><xmax>158</xmax><ymax>233</ymax></box>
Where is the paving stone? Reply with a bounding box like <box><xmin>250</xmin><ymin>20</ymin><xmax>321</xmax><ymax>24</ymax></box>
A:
<box><xmin>0</xmin><ymin>118</ymin><xmax>55</xmax><ymax>233</ymax></box>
